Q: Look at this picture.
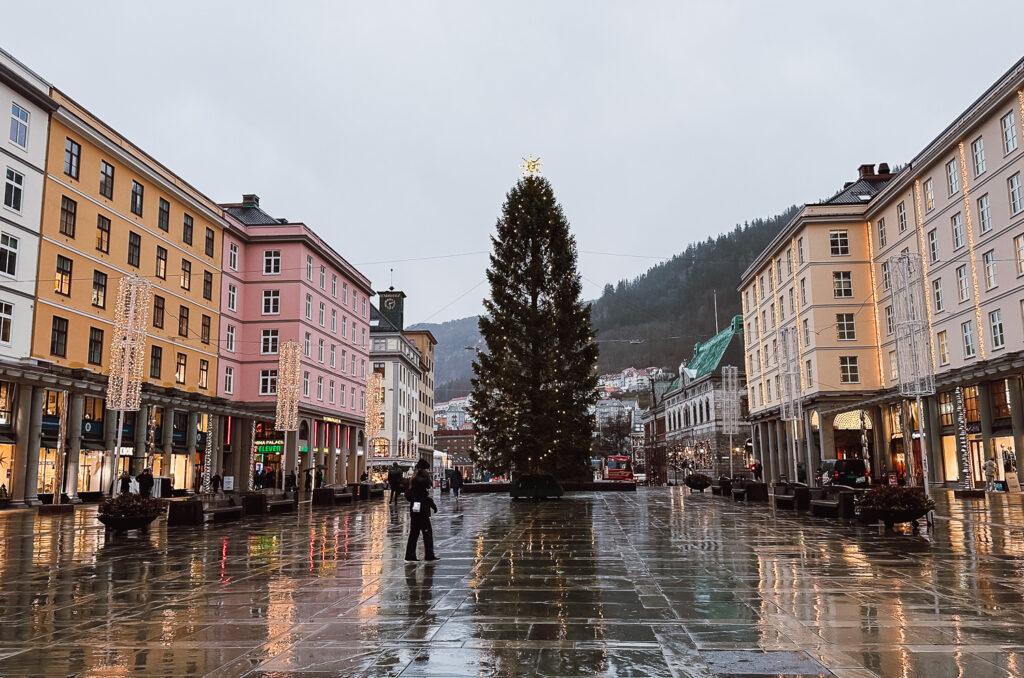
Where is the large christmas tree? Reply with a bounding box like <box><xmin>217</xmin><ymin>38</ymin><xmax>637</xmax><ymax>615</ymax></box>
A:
<box><xmin>470</xmin><ymin>163</ymin><xmax>598</xmax><ymax>481</ymax></box>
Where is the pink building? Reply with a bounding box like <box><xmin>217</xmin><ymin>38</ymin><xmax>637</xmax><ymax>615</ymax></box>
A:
<box><xmin>219</xmin><ymin>194</ymin><xmax>373</xmax><ymax>487</ymax></box>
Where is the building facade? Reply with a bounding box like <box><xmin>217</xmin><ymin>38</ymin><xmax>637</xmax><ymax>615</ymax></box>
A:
<box><xmin>742</xmin><ymin>57</ymin><xmax>1024</xmax><ymax>490</ymax></box>
<box><xmin>404</xmin><ymin>329</ymin><xmax>437</xmax><ymax>465</ymax></box>
<box><xmin>434</xmin><ymin>396</ymin><xmax>472</xmax><ymax>430</ymax></box>
<box><xmin>219</xmin><ymin>194</ymin><xmax>372</xmax><ymax>489</ymax></box>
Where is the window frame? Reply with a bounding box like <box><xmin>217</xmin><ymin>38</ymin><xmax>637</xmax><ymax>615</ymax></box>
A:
<box><xmin>99</xmin><ymin>160</ymin><xmax>115</xmax><ymax>199</ymax></box>
<box><xmin>63</xmin><ymin>138</ymin><xmax>81</xmax><ymax>179</ymax></box>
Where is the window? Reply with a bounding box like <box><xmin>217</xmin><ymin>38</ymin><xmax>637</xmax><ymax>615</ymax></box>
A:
<box><xmin>799</xmin><ymin>278</ymin><xmax>807</xmax><ymax>305</ymax></box>
<box><xmin>158</xmin><ymin>198</ymin><xmax>170</xmax><ymax>231</ymax></box>
<box><xmin>331</xmin><ymin>274</ymin><xmax>337</xmax><ymax>296</ymax></box>
<box><xmin>877</xmin><ymin>218</ymin><xmax>887</xmax><ymax>247</ymax></box>
<box><xmin>990</xmin><ymin>309</ymin><xmax>1005</xmax><ymax>350</ymax></box>
<box><xmin>203</xmin><ymin>271</ymin><xmax>213</xmax><ymax>300</ymax></box>
<box><xmin>318</xmin><ymin>301</ymin><xmax>325</xmax><ymax>326</ymax></box>
<box><xmin>802</xmin><ymin>318</ymin><xmax>810</xmax><ymax>345</ymax></box>
<box><xmin>63</xmin><ymin>138</ymin><xmax>80</xmax><ymax>179</ymax></box>
<box><xmin>130</xmin><ymin>180</ymin><xmax>144</xmax><ymax>216</ymax></box>
<box><xmin>927</xmin><ymin>229</ymin><xmax>938</xmax><ymax>262</ymax></box>
<box><xmin>304</xmin><ymin>332</ymin><xmax>311</xmax><ymax>357</ymax></box>
<box><xmin>832</xmin><ymin>271</ymin><xmax>852</xmax><ymax>298</ymax></box>
<box><xmin>331</xmin><ymin>308</ymin><xmax>337</xmax><ymax>332</ymax></box>
<box><xmin>261</xmin><ymin>329</ymin><xmax>279</xmax><ymax>354</ymax></box>
<box><xmin>223</xmin><ymin>366</ymin><xmax>234</xmax><ymax>394</ymax></box>
<box><xmin>350</xmin><ymin>387</ymin><xmax>355</xmax><ymax>408</ymax></box>
<box><xmin>175</xmin><ymin>353</ymin><xmax>187</xmax><ymax>384</ymax></box>
<box><xmin>350</xmin><ymin>354</ymin><xmax>356</xmax><ymax>375</ymax></box>
<box><xmin>59</xmin><ymin>196</ymin><xmax>77</xmax><ymax>237</ymax></box>
<box><xmin>319</xmin><ymin>265</ymin><xmax>326</xmax><ymax>289</ymax></box>
<box><xmin>155</xmin><ymin>246</ymin><xmax>167</xmax><ymax>279</ymax></box>
<box><xmin>946</xmin><ymin>158</ymin><xmax>960</xmax><ymax>196</ymax></box>
<box><xmin>962</xmin><ymin>320</ymin><xmax>976</xmax><ymax>358</ymax></box>
<box><xmin>306</xmin><ymin>255</ymin><xmax>313</xmax><ymax>280</ymax></box>
<box><xmin>839</xmin><ymin>356</ymin><xmax>859</xmax><ymax>383</ymax></box>
<box><xmin>836</xmin><ymin>313</ymin><xmax>856</xmax><ymax>340</ymax></box>
<box><xmin>803</xmin><ymin>359</ymin><xmax>813</xmax><ymax>388</ymax></box>
<box><xmin>201</xmin><ymin>315</ymin><xmax>211</xmax><ymax>344</ymax></box>
<box><xmin>972</xmin><ymin>137</ymin><xmax>986</xmax><ymax>176</ymax></box>
<box><xmin>178</xmin><ymin>305</ymin><xmax>189</xmax><ymax>337</ymax></box>
<box><xmin>153</xmin><ymin>295</ymin><xmax>165</xmax><ymax>328</ymax></box>
<box><xmin>983</xmin><ymin>250</ymin><xmax>997</xmax><ymax>289</ymax></box>
<box><xmin>127</xmin><ymin>231</ymin><xmax>141</xmax><ymax>267</ymax></box>
<box><xmin>180</xmin><ymin>259</ymin><xmax>191</xmax><ymax>290</ymax></box>
<box><xmin>881</xmin><ymin>260</ymin><xmax>890</xmax><ymax>291</ymax></box>
<box><xmin>951</xmin><ymin>212</ymin><xmax>964</xmax><ymax>249</ymax></box>
<box><xmin>228</xmin><ymin>242</ymin><xmax>238</xmax><ymax>270</ymax></box>
<box><xmin>786</xmin><ymin>248</ymin><xmax>793</xmax><ymax>275</ymax></box>
<box><xmin>9</xmin><ymin>103</ymin><xmax>28</xmax><ymax>148</ymax></box>
<box><xmin>3</xmin><ymin>167</ymin><xmax>23</xmax><ymax>212</ymax></box>
<box><xmin>316</xmin><ymin>376</ymin><xmax>324</xmax><ymax>401</ymax></box>
<box><xmin>50</xmin><ymin>316</ymin><xmax>68</xmax><ymax>357</ymax></box>
<box><xmin>87</xmin><ymin>328</ymin><xmax>103</xmax><ymax>365</ymax></box>
<box><xmin>149</xmin><ymin>346</ymin><xmax>162</xmax><ymax>378</ymax></box>
<box><xmin>342</xmin><ymin>315</ymin><xmax>348</xmax><ymax>338</ymax></box>
<box><xmin>260</xmin><ymin>369</ymin><xmax>278</xmax><ymax>395</ymax></box>
<box><xmin>343</xmin><ymin>281</ymin><xmax>349</xmax><ymax>303</ymax></box>
<box><xmin>341</xmin><ymin>349</ymin><xmax>347</xmax><ymax>372</ymax></box>
<box><xmin>204</xmin><ymin>228</ymin><xmax>215</xmax><ymax>257</ymax></box>
<box><xmin>91</xmin><ymin>270</ymin><xmax>107</xmax><ymax>308</ymax></box>
<box><xmin>0</xmin><ymin>301</ymin><xmax>11</xmax><ymax>344</ymax></box>
<box><xmin>99</xmin><ymin>161</ymin><xmax>114</xmax><ymax>199</ymax></box>
<box><xmin>0</xmin><ymin>232</ymin><xmax>16</xmax><ymax>278</ymax></box>
<box><xmin>937</xmin><ymin>330</ymin><xmax>949</xmax><ymax>365</ymax></box>
<box><xmin>227</xmin><ymin>283</ymin><xmax>237</xmax><ymax>311</ymax></box>
<box><xmin>225</xmin><ymin>324</ymin><xmax>236</xmax><ymax>352</ymax></box>
<box><xmin>330</xmin><ymin>344</ymin><xmax>336</xmax><ymax>367</ymax></box>
<box><xmin>1009</xmin><ymin>172</ymin><xmax>1023</xmax><ymax>214</ymax></box>
<box><xmin>329</xmin><ymin>380</ymin><xmax>335</xmax><ymax>403</ymax></box>
<box><xmin>932</xmin><ymin>279</ymin><xmax>944</xmax><ymax>312</ymax></box>
<box><xmin>262</xmin><ymin>290</ymin><xmax>279</xmax><ymax>314</ymax></box>
<box><xmin>199</xmin><ymin>360</ymin><xmax>209</xmax><ymax>389</ymax></box>
<box><xmin>263</xmin><ymin>250</ymin><xmax>281</xmax><ymax>274</ymax></box>
<box><xmin>302</xmin><ymin>371</ymin><xmax>310</xmax><ymax>397</ymax></box>
<box><xmin>182</xmin><ymin>214</ymin><xmax>193</xmax><ymax>245</ymax></box>
<box><xmin>797</xmin><ymin>237</ymin><xmax>805</xmax><ymax>264</ymax></box>
<box><xmin>304</xmin><ymin>294</ymin><xmax>312</xmax><ymax>320</ymax></box>
<box><xmin>1001</xmin><ymin>109</ymin><xmax>1018</xmax><ymax>154</ymax></box>
<box><xmin>317</xmin><ymin>338</ymin><xmax>324</xmax><ymax>362</ymax></box>
<box><xmin>95</xmin><ymin>215</ymin><xmax>110</xmax><ymax>253</ymax></box>
<box><xmin>55</xmin><ymin>255</ymin><xmax>72</xmax><ymax>296</ymax></box>
<box><xmin>889</xmin><ymin>351</ymin><xmax>898</xmax><ymax>381</ymax></box>
<box><xmin>977</xmin><ymin>194</ymin><xmax>991</xmax><ymax>234</ymax></box>
<box><xmin>896</xmin><ymin>200</ymin><xmax>907</xmax><ymax>233</ymax></box>
<box><xmin>924</xmin><ymin>178</ymin><xmax>934</xmax><ymax>211</ymax></box>
<box><xmin>956</xmin><ymin>265</ymin><xmax>970</xmax><ymax>302</ymax></box>
<box><xmin>884</xmin><ymin>305</ymin><xmax>894</xmax><ymax>335</ymax></box>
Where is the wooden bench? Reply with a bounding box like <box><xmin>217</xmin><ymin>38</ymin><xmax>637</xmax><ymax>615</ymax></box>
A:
<box><xmin>809</xmin><ymin>485</ymin><xmax>856</xmax><ymax>520</ymax></box>
<box><xmin>773</xmin><ymin>483</ymin><xmax>811</xmax><ymax>511</ymax></box>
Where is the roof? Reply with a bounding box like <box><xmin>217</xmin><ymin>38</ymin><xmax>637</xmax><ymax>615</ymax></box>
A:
<box><xmin>681</xmin><ymin>315</ymin><xmax>744</xmax><ymax>381</ymax></box>
<box><xmin>821</xmin><ymin>176</ymin><xmax>892</xmax><ymax>205</ymax></box>
<box><xmin>223</xmin><ymin>204</ymin><xmax>282</xmax><ymax>225</ymax></box>
<box><xmin>370</xmin><ymin>304</ymin><xmax>401</xmax><ymax>333</ymax></box>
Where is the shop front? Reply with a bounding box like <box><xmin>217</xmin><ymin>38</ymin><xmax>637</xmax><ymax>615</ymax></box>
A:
<box><xmin>253</xmin><ymin>420</ymin><xmax>284</xmax><ymax>487</ymax></box>
<box><xmin>0</xmin><ymin>382</ymin><xmax>16</xmax><ymax>502</ymax></box>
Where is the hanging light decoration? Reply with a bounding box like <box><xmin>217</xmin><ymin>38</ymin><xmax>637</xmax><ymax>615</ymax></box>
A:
<box><xmin>247</xmin><ymin>419</ymin><xmax>257</xmax><ymax>491</ymax></box>
<box><xmin>202</xmin><ymin>416</ymin><xmax>215</xmax><ymax>494</ymax></box>
<box><xmin>275</xmin><ymin>341</ymin><xmax>302</xmax><ymax>432</ymax></box>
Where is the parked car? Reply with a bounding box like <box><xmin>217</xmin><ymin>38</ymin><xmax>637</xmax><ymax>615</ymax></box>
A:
<box><xmin>820</xmin><ymin>458</ymin><xmax>870</xmax><ymax>486</ymax></box>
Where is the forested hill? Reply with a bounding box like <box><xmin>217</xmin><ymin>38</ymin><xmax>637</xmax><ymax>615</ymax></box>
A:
<box><xmin>412</xmin><ymin>205</ymin><xmax>798</xmax><ymax>400</ymax></box>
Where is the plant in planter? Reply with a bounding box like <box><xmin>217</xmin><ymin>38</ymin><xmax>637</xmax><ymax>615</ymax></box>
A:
<box><xmin>97</xmin><ymin>493</ymin><xmax>165</xmax><ymax>531</ymax></box>
<box><xmin>683</xmin><ymin>473</ymin><xmax>713</xmax><ymax>492</ymax></box>
<box><xmin>857</xmin><ymin>486</ymin><xmax>935</xmax><ymax>531</ymax></box>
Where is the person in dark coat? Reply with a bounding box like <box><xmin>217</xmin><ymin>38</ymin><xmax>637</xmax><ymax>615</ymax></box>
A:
<box><xmin>303</xmin><ymin>468</ymin><xmax>313</xmax><ymax>492</ymax></box>
<box><xmin>211</xmin><ymin>471</ymin><xmax>223</xmax><ymax>495</ymax></box>
<box><xmin>451</xmin><ymin>468</ymin><xmax>464</xmax><ymax>498</ymax></box>
<box><xmin>753</xmin><ymin>460</ymin><xmax>763</xmax><ymax>482</ymax></box>
<box><xmin>387</xmin><ymin>463</ymin><xmax>403</xmax><ymax>504</ymax></box>
<box><xmin>285</xmin><ymin>470</ymin><xmax>297</xmax><ymax>493</ymax></box>
<box><xmin>405</xmin><ymin>468</ymin><xmax>438</xmax><ymax>562</ymax></box>
<box><xmin>136</xmin><ymin>468</ymin><xmax>154</xmax><ymax>497</ymax></box>
<box><xmin>118</xmin><ymin>471</ymin><xmax>132</xmax><ymax>494</ymax></box>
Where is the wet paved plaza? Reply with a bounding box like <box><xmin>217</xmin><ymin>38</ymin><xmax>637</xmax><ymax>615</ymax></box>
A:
<box><xmin>0</xmin><ymin>489</ymin><xmax>1023</xmax><ymax>677</ymax></box>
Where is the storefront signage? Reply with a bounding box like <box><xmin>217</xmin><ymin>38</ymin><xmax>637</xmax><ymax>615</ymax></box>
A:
<box><xmin>223</xmin><ymin>476</ymin><xmax>234</xmax><ymax>491</ymax></box>
<box><xmin>255</xmin><ymin>438</ymin><xmax>284</xmax><ymax>454</ymax></box>
<box><xmin>322</xmin><ymin>416</ymin><xmax>342</xmax><ymax>424</ymax></box>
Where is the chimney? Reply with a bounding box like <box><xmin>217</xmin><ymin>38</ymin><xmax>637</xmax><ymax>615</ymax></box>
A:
<box><xmin>877</xmin><ymin>163</ymin><xmax>891</xmax><ymax>177</ymax></box>
<box><xmin>241</xmin><ymin>194</ymin><xmax>260</xmax><ymax>209</ymax></box>
<box><xmin>857</xmin><ymin>164</ymin><xmax>876</xmax><ymax>180</ymax></box>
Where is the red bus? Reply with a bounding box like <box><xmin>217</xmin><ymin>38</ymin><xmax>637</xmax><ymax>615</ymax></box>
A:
<box><xmin>604</xmin><ymin>455</ymin><xmax>634</xmax><ymax>481</ymax></box>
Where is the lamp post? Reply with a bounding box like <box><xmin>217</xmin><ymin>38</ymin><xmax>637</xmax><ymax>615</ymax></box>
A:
<box><xmin>105</xmin><ymin>275</ymin><xmax>152</xmax><ymax>496</ymax></box>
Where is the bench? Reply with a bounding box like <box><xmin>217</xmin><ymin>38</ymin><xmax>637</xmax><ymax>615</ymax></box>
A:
<box><xmin>267</xmin><ymin>493</ymin><xmax>295</xmax><ymax>513</ymax></box>
<box><xmin>312</xmin><ymin>487</ymin><xmax>336</xmax><ymax>507</ymax></box>
<box><xmin>809</xmin><ymin>485</ymin><xmax>856</xmax><ymax>520</ymax></box>
<box><xmin>711</xmin><ymin>478</ymin><xmax>733</xmax><ymax>497</ymax></box>
<box><xmin>773</xmin><ymin>482</ymin><xmax>811</xmax><ymax>511</ymax></box>
<box><xmin>334</xmin><ymin>488</ymin><xmax>354</xmax><ymax>503</ymax></box>
<box><xmin>203</xmin><ymin>497</ymin><xmax>244</xmax><ymax>523</ymax></box>
<box><xmin>732</xmin><ymin>480</ymin><xmax>769</xmax><ymax>502</ymax></box>
<box><xmin>368</xmin><ymin>486</ymin><xmax>385</xmax><ymax>500</ymax></box>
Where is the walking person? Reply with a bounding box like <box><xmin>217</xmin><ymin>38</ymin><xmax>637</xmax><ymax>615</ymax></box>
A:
<box><xmin>118</xmin><ymin>471</ymin><xmax>132</xmax><ymax>495</ymax></box>
<box><xmin>984</xmin><ymin>456</ymin><xmax>998</xmax><ymax>492</ymax></box>
<box><xmin>211</xmin><ymin>470</ymin><xmax>223</xmax><ymax>495</ymax></box>
<box><xmin>387</xmin><ymin>462</ymin><xmax>403</xmax><ymax>504</ymax></box>
<box><xmin>405</xmin><ymin>467</ymin><xmax>439</xmax><ymax>562</ymax></box>
<box><xmin>451</xmin><ymin>467</ymin><xmax>464</xmax><ymax>499</ymax></box>
<box><xmin>136</xmin><ymin>468</ymin><xmax>154</xmax><ymax>498</ymax></box>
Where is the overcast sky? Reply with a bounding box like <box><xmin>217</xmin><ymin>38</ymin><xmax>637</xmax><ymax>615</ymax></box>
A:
<box><xmin>4</xmin><ymin>2</ymin><xmax>1022</xmax><ymax>324</ymax></box>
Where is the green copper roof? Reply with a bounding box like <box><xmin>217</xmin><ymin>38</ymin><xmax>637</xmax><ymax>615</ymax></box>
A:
<box><xmin>683</xmin><ymin>315</ymin><xmax>743</xmax><ymax>380</ymax></box>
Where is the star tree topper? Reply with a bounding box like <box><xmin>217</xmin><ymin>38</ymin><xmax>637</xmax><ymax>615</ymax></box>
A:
<box><xmin>521</xmin><ymin>155</ymin><xmax>542</xmax><ymax>177</ymax></box>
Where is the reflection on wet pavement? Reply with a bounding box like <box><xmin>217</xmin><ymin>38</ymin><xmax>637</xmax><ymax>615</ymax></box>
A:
<box><xmin>0</xmin><ymin>488</ymin><xmax>1021</xmax><ymax>676</ymax></box>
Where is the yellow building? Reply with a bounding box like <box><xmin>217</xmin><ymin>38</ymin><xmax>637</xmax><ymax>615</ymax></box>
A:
<box><xmin>404</xmin><ymin>329</ymin><xmax>437</xmax><ymax>464</ymax></box>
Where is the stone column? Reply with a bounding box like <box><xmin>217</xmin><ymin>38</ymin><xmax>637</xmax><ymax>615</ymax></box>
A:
<box><xmin>103</xmin><ymin>404</ymin><xmax>117</xmax><ymax>497</ymax></box>
<box><xmin>235</xmin><ymin>416</ymin><xmax>253</xmax><ymax>491</ymax></box>
<box><xmin>327</xmin><ymin>423</ymin><xmax>337</xmax><ymax>485</ymax></box>
<box><xmin>9</xmin><ymin>384</ymin><xmax>33</xmax><ymax>504</ymax></box>
<box><xmin>212</xmin><ymin>415</ymin><xmax>224</xmax><ymax>480</ymax></box>
<box><xmin>803</xmin><ymin>410</ymin><xmax>817</xmax><ymax>487</ymax></box>
<box><xmin>133</xmin><ymin>404</ymin><xmax>149</xmax><ymax>475</ymax></box>
<box><xmin>161</xmin><ymin>407</ymin><xmax>174</xmax><ymax>481</ymax></box>
<box><xmin>763</xmin><ymin>421</ymin><xmax>776</xmax><ymax>483</ymax></box>
<box><xmin>818</xmin><ymin>412</ymin><xmax>836</xmax><ymax>461</ymax></box>
<box><xmin>314</xmin><ymin>420</ymin><xmax>326</xmax><ymax>487</ymax></box>
<box><xmin>924</xmin><ymin>395</ymin><xmax>943</xmax><ymax>484</ymax></box>
<box><xmin>1008</xmin><ymin>377</ymin><xmax>1024</xmax><ymax>488</ymax></box>
<box><xmin>64</xmin><ymin>393</ymin><xmax>85</xmax><ymax>502</ymax></box>
<box><xmin>22</xmin><ymin>386</ymin><xmax>43</xmax><ymax>506</ymax></box>
<box><xmin>185</xmin><ymin>410</ymin><xmax>198</xmax><ymax>493</ymax></box>
<box><xmin>978</xmin><ymin>381</ymin><xmax>994</xmax><ymax>478</ymax></box>
<box><xmin>775</xmin><ymin>419</ymin><xmax>789</xmax><ymax>481</ymax></box>
<box><xmin>284</xmin><ymin>429</ymin><xmax>298</xmax><ymax>490</ymax></box>
<box><xmin>870</xmin><ymin>406</ymin><xmax>887</xmax><ymax>479</ymax></box>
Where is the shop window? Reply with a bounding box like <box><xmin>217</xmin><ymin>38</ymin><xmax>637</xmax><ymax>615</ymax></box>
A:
<box><xmin>938</xmin><ymin>391</ymin><xmax>954</xmax><ymax>428</ymax></box>
<box><xmin>991</xmin><ymin>380</ymin><xmax>1011</xmax><ymax>419</ymax></box>
<box><xmin>963</xmin><ymin>386</ymin><xmax>980</xmax><ymax>423</ymax></box>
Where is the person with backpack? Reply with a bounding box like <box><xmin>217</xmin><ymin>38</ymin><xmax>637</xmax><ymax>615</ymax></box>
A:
<box><xmin>405</xmin><ymin>467</ymin><xmax>438</xmax><ymax>562</ymax></box>
<box><xmin>387</xmin><ymin>462</ymin><xmax>403</xmax><ymax>504</ymax></box>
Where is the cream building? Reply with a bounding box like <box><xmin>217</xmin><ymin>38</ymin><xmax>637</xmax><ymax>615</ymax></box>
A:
<box><xmin>741</xmin><ymin>57</ymin><xmax>1024</xmax><ymax>489</ymax></box>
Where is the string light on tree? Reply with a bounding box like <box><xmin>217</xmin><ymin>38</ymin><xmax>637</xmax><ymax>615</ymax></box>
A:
<box><xmin>521</xmin><ymin>155</ymin><xmax>543</xmax><ymax>177</ymax></box>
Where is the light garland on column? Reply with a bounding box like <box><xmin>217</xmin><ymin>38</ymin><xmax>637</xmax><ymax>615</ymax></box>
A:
<box><xmin>202</xmin><ymin>416</ymin><xmax>215</xmax><ymax>494</ymax></box>
<box><xmin>275</xmin><ymin>341</ymin><xmax>302</xmax><ymax>432</ymax></box>
<box><xmin>957</xmin><ymin>141</ymin><xmax>986</xmax><ymax>359</ymax></box>
<box><xmin>53</xmin><ymin>390</ymin><xmax>68</xmax><ymax>504</ymax></box>
<box><xmin>365</xmin><ymin>371</ymin><xmax>387</xmax><ymax>456</ymax></box>
<box><xmin>247</xmin><ymin>419</ymin><xmax>257</xmax><ymax>491</ymax></box>
<box><xmin>954</xmin><ymin>386</ymin><xmax>972</xmax><ymax>490</ymax></box>
<box><xmin>912</xmin><ymin>181</ymin><xmax>938</xmax><ymax>370</ymax></box>
<box><xmin>864</xmin><ymin>219</ymin><xmax>886</xmax><ymax>387</ymax></box>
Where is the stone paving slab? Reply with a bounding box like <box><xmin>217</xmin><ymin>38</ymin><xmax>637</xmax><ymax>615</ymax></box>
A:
<box><xmin>0</xmin><ymin>488</ymin><xmax>1022</xmax><ymax>676</ymax></box>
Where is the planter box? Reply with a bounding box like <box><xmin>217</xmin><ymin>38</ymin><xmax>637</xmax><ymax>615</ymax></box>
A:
<box><xmin>98</xmin><ymin>513</ymin><xmax>159</xmax><ymax>532</ymax></box>
<box><xmin>953</xmin><ymin>488</ymin><xmax>987</xmax><ymax>499</ymax></box>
